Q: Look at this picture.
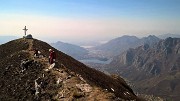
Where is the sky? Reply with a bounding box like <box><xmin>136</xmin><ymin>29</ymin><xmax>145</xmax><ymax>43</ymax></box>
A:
<box><xmin>0</xmin><ymin>0</ymin><xmax>180</xmax><ymax>44</ymax></box>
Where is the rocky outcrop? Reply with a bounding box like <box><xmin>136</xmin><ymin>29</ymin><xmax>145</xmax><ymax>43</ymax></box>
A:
<box><xmin>120</xmin><ymin>49</ymin><xmax>135</xmax><ymax>65</ymax></box>
<box><xmin>107</xmin><ymin>37</ymin><xmax>180</xmax><ymax>100</ymax></box>
<box><xmin>110</xmin><ymin>37</ymin><xmax>180</xmax><ymax>74</ymax></box>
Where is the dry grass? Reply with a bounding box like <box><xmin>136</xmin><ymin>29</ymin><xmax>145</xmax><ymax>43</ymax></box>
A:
<box><xmin>0</xmin><ymin>38</ymin><xmax>141</xmax><ymax>101</ymax></box>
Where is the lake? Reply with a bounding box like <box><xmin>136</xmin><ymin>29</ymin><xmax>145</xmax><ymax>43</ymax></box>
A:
<box><xmin>79</xmin><ymin>58</ymin><xmax>112</xmax><ymax>64</ymax></box>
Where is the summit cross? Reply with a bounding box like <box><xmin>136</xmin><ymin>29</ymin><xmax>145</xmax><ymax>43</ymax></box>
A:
<box><xmin>23</xmin><ymin>26</ymin><xmax>28</xmax><ymax>36</ymax></box>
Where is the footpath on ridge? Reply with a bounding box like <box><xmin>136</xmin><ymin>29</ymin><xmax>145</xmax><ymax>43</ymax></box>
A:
<box><xmin>26</xmin><ymin>39</ymin><xmax>118</xmax><ymax>101</ymax></box>
<box><xmin>0</xmin><ymin>38</ymin><xmax>143</xmax><ymax>101</ymax></box>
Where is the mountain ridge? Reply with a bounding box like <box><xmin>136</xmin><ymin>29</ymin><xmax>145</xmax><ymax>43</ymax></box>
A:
<box><xmin>93</xmin><ymin>35</ymin><xmax>160</xmax><ymax>58</ymax></box>
<box><xmin>106</xmin><ymin>37</ymin><xmax>180</xmax><ymax>100</ymax></box>
<box><xmin>158</xmin><ymin>33</ymin><xmax>180</xmax><ymax>39</ymax></box>
<box><xmin>0</xmin><ymin>38</ymin><xmax>142</xmax><ymax>100</ymax></box>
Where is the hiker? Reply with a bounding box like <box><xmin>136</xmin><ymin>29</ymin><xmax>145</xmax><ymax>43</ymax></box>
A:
<box><xmin>49</xmin><ymin>49</ymin><xmax>56</xmax><ymax>64</ymax></box>
<box><xmin>33</xmin><ymin>48</ymin><xmax>42</xmax><ymax>58</ymax></box>
<box><xmin>33</xmin><ymin>48</ymin><xmax>39</xmax><ymax>57</ymax></box>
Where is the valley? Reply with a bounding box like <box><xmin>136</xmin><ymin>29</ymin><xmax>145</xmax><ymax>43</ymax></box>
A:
<box><xmin>1</xmin><ymin>34</ymin><xmax>180</xmax><ymax>100</ymax></box>
<box><xmin>53</xmin><ymin>35</ymin><xmax>180</xmax><ymax>101</ymax></box>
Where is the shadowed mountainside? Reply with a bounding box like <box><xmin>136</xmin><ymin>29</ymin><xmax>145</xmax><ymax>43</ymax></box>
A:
<box><xmin>0</xmin><ymin>38</ymin><xmax>143</xmax><ymax>101</ymax></box>
<box><xmin>106</xmin><ymin>37</ymin><xmax>180</xmax><ymax>101</ymax></box>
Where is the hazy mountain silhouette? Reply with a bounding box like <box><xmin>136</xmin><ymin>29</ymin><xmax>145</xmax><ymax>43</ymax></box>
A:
<box><xmin>94</xmin><ymin>35</ymin><xmax>160</xmax><ymax>58</ymax></box>
<box><xmin>158</xmin><ymin>33</ymin><xmax>180</xmax><ymax>39</ymax></box>
<box><xmin>106</xmin><ymin>37</ymin><xmax>180</xmax><ymax>101</ymax></box>
<box><xmin>0</xmin><ymin>38</ymin><xmax>144</xmax><ymax>100</ymax></box>
<box><xmin>51</xmin><ymin>41</ymin><xmax>88</xmax><ymax>60</ymax></box>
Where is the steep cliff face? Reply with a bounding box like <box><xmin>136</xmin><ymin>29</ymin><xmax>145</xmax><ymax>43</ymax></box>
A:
<box><xmin>110</xmin><ymin>37</ymin><xmax>180</xmax><ymax>72</ymax></box>
<box><xmin>107</xmin><ymin>37</ymin><xmax>180</xmax><ymax>100</ymax></box>
<box><xmin>0</xmin><ymin>38</ymin><xmax>142</xmax><ymax>101</ymax></box>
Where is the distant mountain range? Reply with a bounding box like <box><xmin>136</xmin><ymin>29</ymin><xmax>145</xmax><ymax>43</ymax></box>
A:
<box><xmin>158</xmin><ymin>33</ymin><xmax>180</xmax><ymax>39</ymax></box>
<box><xmin>0</xmin><ymin>36</ymin><xmax>19</xmax><ymax>44</ymax></box>
<box><xmin>51</xmin><ymin>41</ymin><xmax>89</xmax><ymax>60</ymax></box>
<box><xmin>106</xmin><ymin>37</ymin><xmax>180</xmax><ymax>101</ymax></box>
<box><xmin>94</xmin><ymin>35</ymin><xmax>160</xmax><ymax>58</ymax></box>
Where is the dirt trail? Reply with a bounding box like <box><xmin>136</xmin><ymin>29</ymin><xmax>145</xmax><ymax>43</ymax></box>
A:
<box><xmin>25</xmin><ymin>39</ymin><xmax>116</xmax><ymax>101</ymax></box>
<box><xmin>26</xmin><ymin>39</ymin><xmax>49</xmax><ymax>69</ymax></box>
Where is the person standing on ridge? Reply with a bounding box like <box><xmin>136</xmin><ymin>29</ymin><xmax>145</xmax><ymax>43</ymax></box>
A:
<box><xmin>49</xmin><ymin>49</ymin><xmax>56</xmax><ymax>65</ymax></box>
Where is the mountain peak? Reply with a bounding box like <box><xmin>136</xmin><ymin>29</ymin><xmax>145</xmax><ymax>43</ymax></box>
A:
<box><xmin>51</xmin><ymin>41</ymin><xmax>88</xmax><ymax>60</ymax></box>
<box><xmin>147</xmin><ymin>35</ymin><xmax>158</xmax><ymax>38</ymax></box>
<box><xmin>0</xmin><ymin>38</ymin><xmax>141</xmax><ymax>100</ymax></box>
<box><xmin>94</xmin><ymin>35</ymin><xmax>160</xmax><ymax>57</ymax></box>
<box><xmin>107</xmin><ymin>37</ymin><xmax>180</xmax><ymax>100</ymax></box>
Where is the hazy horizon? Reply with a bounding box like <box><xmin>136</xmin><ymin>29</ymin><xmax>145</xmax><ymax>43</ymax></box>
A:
<box><xmin>0</xmin><ymin>0</ymin><xmax>180</xmax><ymax>44</ymax></box>
<box><xmin>1</xmin><ymin>33</ymin><xmax>180</xmax><ymax>47</ymax></box>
